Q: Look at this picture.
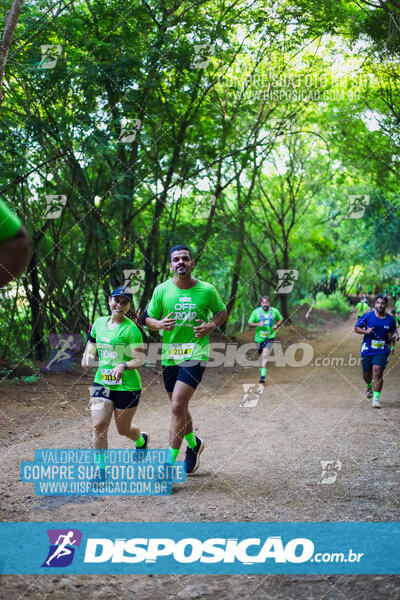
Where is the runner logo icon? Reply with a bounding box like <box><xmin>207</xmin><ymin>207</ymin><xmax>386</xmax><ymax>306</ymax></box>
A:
<box><xmin>240</xmin><ymin>383</ymin><xmax>264</xmax><ymax>407</ymax></box>
<box><xmin>275</xmin><ymin>270</ymin><xmax>298</xmax><ymax>294</ymax></box>
<box><xmin>319</xmin><ymin>460</ymin><xmax>342</xmax><ymax>484</ymax></box>
<box><xmin>41</xmin><ymin>529</ymin><xmax>82</xmax><ymax>567</ymax></box>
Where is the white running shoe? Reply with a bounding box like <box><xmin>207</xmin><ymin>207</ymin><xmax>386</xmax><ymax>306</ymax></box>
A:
<box><xmin>372</xmin><ymin>398</ymin><xmax>381</xmax><ymax>409</ymax></box>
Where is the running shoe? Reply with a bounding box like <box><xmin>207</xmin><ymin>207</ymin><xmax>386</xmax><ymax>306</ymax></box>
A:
<box><xmin>184</xmin><ymin>436</ymin><xmax>205</xmax><ymax>475</ymax></box>
<box><xmin>372</xmin><ymin>398</ymin><xmax>381</xmax><ymax>409</ymax></box>
<box><xmin>365</xmin><ymin>387</ymin><xmax>373</xmax><ymax>399</ymax></box>
<box><xmin>259</xmin><ymin>376</ymin><xmax>266</xmax><ymax>384</ymax></box>
<box><xmin>137</xmin><ymin>432</ymin><xmax>150</xmax><ymax>450</ymax></box>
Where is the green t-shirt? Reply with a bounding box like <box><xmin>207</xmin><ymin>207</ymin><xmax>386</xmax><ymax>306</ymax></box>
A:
<box><xmin>248</xmin><ymin>306</ymin><xmax>283</xmax><ymax>343</ymax></box>
<box><xmin>90</xmin><ymin>316</ymin><xmax>142</xmax><ymax>391</ymax></box>
<box><xmin>0</xmin><ymin>199</ymin><xmax>21</xmax><ymax>242</ymax></box>
<box><xmin>146</xmin><ymin>278</ymin><xmax>226</xmax><ymax>366</ymax></box>
<box><xmin>356</xmin><ymin>301</ymin><xmax>369</xmax><ymax>317</ymax></box>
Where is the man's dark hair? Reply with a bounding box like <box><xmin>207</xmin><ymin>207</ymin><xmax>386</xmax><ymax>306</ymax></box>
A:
<box><xmin>261</xmin><ymin>295</ymin><xmax>270</xmax><ymax>300</ymax></box>
<box><xmin>170</xmin><ymin>245</ymin><xmax>192</xmax><ymax>260</ymax></box>
<box><xmin>376</xmin><ymin>294</ymin><xmax>388</xmax><ymax>303</ymax></box>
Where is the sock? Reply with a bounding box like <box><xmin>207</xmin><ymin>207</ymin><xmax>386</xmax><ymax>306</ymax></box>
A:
<box><xmin>373</xmin><ymin>391</ymin><xmax>380</xmax><ymax>400</ymax></box>
<box><xmin>260</xmin><ymin>367</ymin><xmax>267</xmax><ymax>377</ymax></box>
<box><xmin>367</xmin><ymin>382</ymin><xmax>373</xmax><ymax>389</ymax></box>
<box><xmin>184</xmin><ymin>431</ymin><xmax>197</xmax><ymax>448</ymax></box>
<box><xmin>135</xmin><ymin>434</ymin><xmax>145</xmax><ymax>448</ymax></box>
<box><xmin>94</xmin><ymin>449</ymin><xmax>107</xmax><ymax>469</ymax></box>
<box><xmin>168</xmin><ymin>447</ymin><xmax>180</xmax><ymax>464</ymax></box>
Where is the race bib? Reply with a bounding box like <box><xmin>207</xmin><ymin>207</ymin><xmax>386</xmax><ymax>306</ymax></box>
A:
<box><xmin>167</xmin><ymin>343</ymin><xmax>195</xmax><ymax>360</ymax></box>
<box><xmin>100</xmin><ymin>368</ymin><xmax>118</xmax><ymax>385</ymax></box>
<box><xmin>260</xmin><ymin>331</ymin><xmax>270</xmax><ymax>338</ymax></box>
<box><xmin>371</xmin><ymin>340</ymin><xmax>385</xmax><ymax>350</ymax></box>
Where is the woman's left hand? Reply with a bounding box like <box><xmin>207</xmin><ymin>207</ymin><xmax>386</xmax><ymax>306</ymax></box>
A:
<box><xmin>109</xmin><ymin>364</ymin><xmax>126</xmax><ymax>383</ymax></box>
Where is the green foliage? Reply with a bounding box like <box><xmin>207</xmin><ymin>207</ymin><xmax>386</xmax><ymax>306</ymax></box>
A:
<box><xmin>0</xmin><ymin>0</ymin><xmax>399</xmax><ymax>358</ymax></box>
<box><xmin>313</xmin><ymin>291</ymin><xmax>352</xmax><ymax>316</ymax></box>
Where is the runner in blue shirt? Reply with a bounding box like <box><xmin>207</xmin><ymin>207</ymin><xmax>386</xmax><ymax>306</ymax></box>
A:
<box><xmin>354</xmin><ymin>295</ymin><xmax>396</xmax><ymax>408</ymax></box>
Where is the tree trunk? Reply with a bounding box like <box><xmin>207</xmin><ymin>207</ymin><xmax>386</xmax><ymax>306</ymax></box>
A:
<box><xmin>25</xmin><ymin>251</ymin><xmax>46</xmax><ymax>360</ymax></box>
<box><xmin>0</xmin><ymin>0</ymin><xmax>24</xmax><ymax>104</ymax></box>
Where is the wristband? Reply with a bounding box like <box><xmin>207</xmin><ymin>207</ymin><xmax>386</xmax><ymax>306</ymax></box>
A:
<box><xmin>120</xmin><ymin>362</ymin><xmax>129</xmax><ymax>370</ymax></box>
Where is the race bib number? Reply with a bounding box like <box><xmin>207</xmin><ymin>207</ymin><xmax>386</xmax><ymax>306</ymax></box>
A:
<box><xmin>260</xmin><ymin>331</ymin><xmax>270</xmax><ymax>338</ymax></box>
<box><xmin>100</xmin><ymin>368</ymin><xmax>118</xmax><ymax>385</ymax></box>
<box><xmin>371</xmin><ymin>340</ymin><xmax>385</xmax><ymax>350</ymax></box>
<box><xmin>167</xmin><ymin>343</ymin><xmax>195</xmax><ymax>359</ymax></box>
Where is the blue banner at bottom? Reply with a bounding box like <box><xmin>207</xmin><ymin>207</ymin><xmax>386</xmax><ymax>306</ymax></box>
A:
<box><xmin>0</xmin><ymin>522</ymin><xmax>398</xmax><ymax>574</ymax></box>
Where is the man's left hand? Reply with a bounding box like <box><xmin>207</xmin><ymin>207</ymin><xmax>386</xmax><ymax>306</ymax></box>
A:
<box><xmin>194</xmin><ymin>320</ymin><xmax>215</xmax><ymax>338</ymax></box>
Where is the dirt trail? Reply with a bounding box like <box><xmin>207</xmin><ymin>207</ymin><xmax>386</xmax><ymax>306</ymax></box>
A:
<box><xmin>1</xmin><ymin>315</ymin><xmax>399</xmax><ymax>598</ymax></box>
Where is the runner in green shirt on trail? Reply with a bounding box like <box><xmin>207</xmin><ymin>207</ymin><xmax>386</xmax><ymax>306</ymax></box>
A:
<box><xmin>248</xmin><ymin>296</ymin><xmax>283</xmax><ymax>383</ymax></box>
<box><xmin>390</xmin><ymin>308</ymin><xmax>399</xmax><ymax>353</ymax></box>
<box><xmin>82</xmin><ymin>287</ymin><xmax>149</xmax><ymax>476</ymax></box>
<box><xmin>0</xmin><ymin>199</ymin><xmax>31</xmax><ymax>287</ymax></box>
<box><xmin>355</xmin><ymin>295</ymin><xmax>370</xmax><ymax>318</ymax></box>
<box><xmin>144</xmin><ymin>245</ymin><xmax>227</xmax><ymax>475</ymax></box>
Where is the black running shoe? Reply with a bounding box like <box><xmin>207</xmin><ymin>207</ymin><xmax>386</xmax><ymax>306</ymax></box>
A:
<box><xmin>184</xmin><ymin>436</ymin><xmax>205</xmax><ymax>475</ymax></box>
<box><xmin>137</xmin><ymin>432</ymin><xmax>150</xmax><ymax>450</ymax></box>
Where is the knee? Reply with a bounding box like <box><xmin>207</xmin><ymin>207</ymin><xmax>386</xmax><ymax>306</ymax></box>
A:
<box><xmin>93</xmin><ymin>420</ymin><xmax>109</xmax><ymax>436</ymax></box>
<box><xmin>171</xmin><ymin>399</ymin><xmax>186</xmax><ymax>419</ymax></box>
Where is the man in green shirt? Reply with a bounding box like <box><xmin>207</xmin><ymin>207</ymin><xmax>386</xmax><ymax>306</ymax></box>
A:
<box><xmin>82</xmin><ymin>287</ymin><xmax>149</xmax><ymax>476</ymax></box>
<box><xmin>355</xmin><ymin>295</ymin><xmax>369</xmax><ymax>318</ymax></box>
<box><xmin>248</xmin><ymin>296</ymin><xmax>283</xmax><ymax>383</ymax></box>
<box><xmin>390</xmin><ymin>308</ymin><xmax>399</xmax><ymax>353</ymax></box>
<box><xmin>144</xmin><ymin>245</ymin><xmax>227</xmax><ymax>475</ymax></box>
<box><xmin>0</xmin><ymin>199</ymin><xmax>31</xmax><ymax>287</ymax></box>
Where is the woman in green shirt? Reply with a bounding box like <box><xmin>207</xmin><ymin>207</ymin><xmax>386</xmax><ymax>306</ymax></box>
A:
<box><xmin>82</xmin><ymin>287</ymin><xmax>149</xmax><ymax>466</ymax></box>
